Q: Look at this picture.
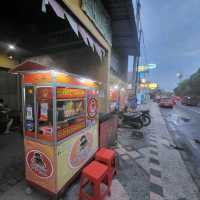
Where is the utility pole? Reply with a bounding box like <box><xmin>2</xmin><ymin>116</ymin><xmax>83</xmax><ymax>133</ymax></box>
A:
<box><xmin>134</xmin><ymin>0</ymin><xmax>141</xmax><ymax>96</ymax></box>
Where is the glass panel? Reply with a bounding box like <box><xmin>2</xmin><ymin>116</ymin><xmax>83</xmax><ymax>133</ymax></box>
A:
<box><xmin>56</xmin><ymin>87</ymin><xmax>86</xmax><ymax>141</ymax></box>
<box><xmin>36</xmin><ymin>87</ymin><xmax>53</xmax><ymax>142</ymax></box>
<box><xmin>24</xmin><ymin>86</ymin><xmax>35</xmax><ymax>137</ymax></box>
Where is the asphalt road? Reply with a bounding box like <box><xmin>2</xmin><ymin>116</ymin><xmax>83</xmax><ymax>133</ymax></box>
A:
<box><xmin>160</xmin><ymin>103</ymin><xmax>200</xmax><ymax>191</ymax></box>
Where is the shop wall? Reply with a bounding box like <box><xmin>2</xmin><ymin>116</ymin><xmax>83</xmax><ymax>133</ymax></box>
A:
<box><xmin>0</xmin><ymin>70</ymin><xmax>21</xmax><ymax>111</ymax></box>
<box><xmin>0</xmin><ymin>53</ymin><xmax>17</xmax><ymax>69</ymax></box>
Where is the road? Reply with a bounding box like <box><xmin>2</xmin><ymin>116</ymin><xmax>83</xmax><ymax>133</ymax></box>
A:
<box><xmin>160</xmin><ymin>102</ymin><xmax>200</xmax><ymax>191</ymax></box>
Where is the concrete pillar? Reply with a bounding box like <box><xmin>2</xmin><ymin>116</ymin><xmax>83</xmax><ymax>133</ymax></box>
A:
<box><xmin>95</xmin><ymin>50</ymin><xmax>111</xmax><ymax>113</ymax></box>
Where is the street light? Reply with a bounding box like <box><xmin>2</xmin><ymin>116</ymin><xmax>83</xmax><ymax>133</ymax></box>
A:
<box><xmin>8</xmin><ymin>44</ymin><xmax>16</xmax><ymax>50</ymax></box>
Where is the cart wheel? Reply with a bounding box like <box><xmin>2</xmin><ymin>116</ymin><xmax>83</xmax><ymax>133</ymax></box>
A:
<box><xmin>25</xmin><ymin>186</ymin><xmax>33</xmax><ymax>195</ymax></box>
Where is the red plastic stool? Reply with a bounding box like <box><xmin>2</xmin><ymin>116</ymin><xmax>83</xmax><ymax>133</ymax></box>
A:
<box><xmin>95</xmin><ymin>148</ymin><xmax>116</xmax><ymax>185</ymax></box>
<box><xmin>79</xmin><ymin>161</ymin><xmax>111</xmax><ymax>200</ymax></box>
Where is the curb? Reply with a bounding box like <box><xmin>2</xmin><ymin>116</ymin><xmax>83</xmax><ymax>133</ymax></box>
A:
<box><xmin>149</xmin><ymin>131</ymin><xmax>164</xmax><ymax>200</ymax></box>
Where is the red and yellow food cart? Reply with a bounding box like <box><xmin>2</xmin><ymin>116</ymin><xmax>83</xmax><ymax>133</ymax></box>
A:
<box><xmin>10</xmin><ymin>62</ymin><xmax>99</xmax><ymax>196</ymax></box>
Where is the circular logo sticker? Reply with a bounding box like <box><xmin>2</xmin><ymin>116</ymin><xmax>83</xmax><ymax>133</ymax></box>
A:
<box><xmin>69</xmin><ymin>132</ymin><xmax>93</xmax><ymax>168</ymax></box>
<box><xmin>87</xmin><ymin>97</ymin><xmax>97</xmax><ymax>119</ymax></box>
<box><xmin>26</xmin><ymin>150</ymin><xmax>53</xmax><ymax>178</ymax></box>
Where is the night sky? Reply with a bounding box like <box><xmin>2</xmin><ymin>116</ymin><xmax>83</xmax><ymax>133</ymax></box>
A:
<box><xmin>132</xmin><ymin>0</ymin><xmax>200</xmax><ymax>91</ymax></box>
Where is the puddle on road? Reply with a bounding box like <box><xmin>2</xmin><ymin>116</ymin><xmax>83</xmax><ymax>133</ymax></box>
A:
<box><xmin>166</xmin><ymin>113</ymin><xmax>191</xmax><ymax>125</ymax></box>
<box><xmin>180</xmin><ymin>117</ymin><xmax>190</xmax><ymax>122</ymax></box>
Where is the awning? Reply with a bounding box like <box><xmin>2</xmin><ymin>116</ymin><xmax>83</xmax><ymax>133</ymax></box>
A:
<box><xmin>42</xmin><ymin>0</ymin><xmax>106</xmax><ymax>60</ymax></box>
<box><xmin>102</xmin><ymin>0</ymin><xmax>140</xmax><ymax>56</ymax></box>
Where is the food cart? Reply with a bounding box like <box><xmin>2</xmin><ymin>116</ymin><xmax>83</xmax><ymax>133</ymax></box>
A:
<box><xmin>10</xmin><ymin>62</ymin><xmax>99</xmax><ymax>196</ymax></box>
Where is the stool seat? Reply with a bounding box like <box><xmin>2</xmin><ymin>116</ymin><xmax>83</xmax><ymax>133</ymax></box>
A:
<box><xmin>95</xmin><ymin>147</ymin><xmax>117</xmax><ymax>187</ymax></box>
<box><xmin>96</xmin><ymin>148</ymin><xmax>115</xmax><ymax>161</ymax></box>
<box><xmin>79</xmin><ymin>161</ymin><xmax>110</xmax><ymax>200</ymax></box>
<box><xmin>83</xmin><ymin>161</ymin><xmax>108</xmax><ymax>181</ymax></box>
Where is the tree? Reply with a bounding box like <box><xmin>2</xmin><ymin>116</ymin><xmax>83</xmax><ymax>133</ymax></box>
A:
<box><xmin>174</xmin><ymin>68</ymin><xmax>200</xmax><ymax>96</ymax></box>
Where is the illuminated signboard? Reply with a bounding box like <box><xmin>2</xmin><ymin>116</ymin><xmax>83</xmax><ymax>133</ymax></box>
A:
<box><xmin>56</xmin><ymin>88</ymin><xmax>86</xmax><ymax>99</ymax></box>
<box><xmin>148</xmin><ymin>83</ymin><xmax>158</xmax><ymax>90</ymax></box>
<box><xmin>137</xmin><ymin>64</ymin><xmax>157</xmax><ymax>72</ymax></box>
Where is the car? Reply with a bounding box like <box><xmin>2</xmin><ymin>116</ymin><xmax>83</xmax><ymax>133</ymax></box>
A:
<box><xmin>171</xmin><ymin>96</ymin><xmax>181</xmax><ymax>105</ymax></box>
<box><xmin>181</xmin><ymin>96</ymin><xmax>198</xmax><ymax>106</ymax></box>
<box><xmin>159</xmin><ymin>97</ymin><xmax>173</xmax><ymax>108</ymax></box>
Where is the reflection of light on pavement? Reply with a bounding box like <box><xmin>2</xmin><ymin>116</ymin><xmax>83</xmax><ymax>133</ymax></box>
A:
<box><xmin>170</xmin><ymin>114</ymin><xmax>180</xmax><ymax>126</ymax></box>
<box><xmin>189</xmin><ymin>140</ymin><xmax>199</xmax><ymax>150</ymax></box>
<box><xmin>169</xmin><ymin>123</ymin><xmax>176</xmax><ymax>132</ymax></box>
<box><xmin>179</xmin><ymin>104</ymin><xmax>200</xmax><ymax>115</ymax></box>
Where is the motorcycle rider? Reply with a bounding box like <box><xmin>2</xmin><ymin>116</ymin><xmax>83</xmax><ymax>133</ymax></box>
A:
<box><xmin>0</xmin><ymin>99</ymin><xmax>14</xmax><ymax>134</ymax></box>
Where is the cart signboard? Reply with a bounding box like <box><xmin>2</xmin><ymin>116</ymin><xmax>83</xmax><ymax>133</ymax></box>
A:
<box><xmin>56</xmin><ymin>125</ymin><xmax>98</xmax><ymax>191</ymax></box>
<box><xmin>56</xmin><ymin>88</ymin><xmax>86</xmax><ymax>99</ymax></box>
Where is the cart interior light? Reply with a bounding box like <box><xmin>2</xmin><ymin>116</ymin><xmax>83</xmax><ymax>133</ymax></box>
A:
<box><xmin>8</xmin><ymin>44</ymin><xmax>15</xmax><ymax>50</ymax></box>
<box><xmin>28</xmin><ymin>89</ymin><xmax>33</xmax><ymax>94</ymax></box>
<box><xmin>51</xmin><ymin>70</ymin><xmax>59</xmax><ymax>76</ymax></box>
<box><xmin>80</xmin><ymin>78</ymin><xmax>94</xmax><ymax>83</ymax></box>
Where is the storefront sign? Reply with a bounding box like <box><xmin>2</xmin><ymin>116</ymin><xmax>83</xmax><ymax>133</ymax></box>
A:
<box><xmin>69</xmin><ymin>131</ymin><xmax>93</xmax><ymax>168</ymax></box>
<box><xmin>56</xmin><ymin>88</ymin><xmax>86</xmax><ymax>99</ymax></box>
<box><xmin>148</xmin><ymin>83</ymin><xmax>158</xmax><ymax>90</ymax></box>
<box><xmin>137</xmin><ymin>64</ymin><xmax>157</xmax><ymax>72</ymax></box>
<box><xmin>81</xmin><ymin>0</ymin><xmax>112</xmax><ymax>44</ymax></box>
<box><xmin>26</xmin><ymin>150</ymin><xmax>54</xmax><ymax>178</ymax></box>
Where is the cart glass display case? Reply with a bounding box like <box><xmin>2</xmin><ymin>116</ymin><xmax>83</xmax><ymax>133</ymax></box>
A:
<box><xmin>20</xmin><ymin>69</ymin><xmax>99</xmax><ymax>195</ymax></box>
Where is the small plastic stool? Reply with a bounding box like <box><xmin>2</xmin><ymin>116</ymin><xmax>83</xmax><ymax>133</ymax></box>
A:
<box><xmin>79</xmin><ymin>161</ymin><xmax>110</xmax><ymax>200</ymax></box>
<box><xmin>95</xmin><ymin>148</ymin><xmax>116</xmax><ymax>185</ymax></box>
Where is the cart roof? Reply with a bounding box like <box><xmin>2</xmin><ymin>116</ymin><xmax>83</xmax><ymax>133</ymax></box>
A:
<box><xmin>9</xmin><ymin>61</ymin><xmax>51</xmax><ymax>74</ymax></box>
<box><xmin>9</xmin><ymin>61</ymin><xmax>99</xmax><ymax>88</ymax></box>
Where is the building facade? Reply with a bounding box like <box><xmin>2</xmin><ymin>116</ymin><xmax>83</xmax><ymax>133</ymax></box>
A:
<box><xmin>0</xmin><ymin>0</ymin><xmax>139</xmax><ymax>113</ymax></box>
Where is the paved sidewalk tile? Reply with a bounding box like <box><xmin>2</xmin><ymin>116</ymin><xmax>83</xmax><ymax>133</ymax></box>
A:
<box><xmin>150</xmin><ymin>168</ymin><xmax>162</xmax><ymax>178</ymax></box>
<box><xmin>150</xmin><ymin>182</ymin><xmax>163</xmax><ymax>197</ymax></box>
<box><xmin>150</xmin><ymin>150</ymin><xmax>159</xmax><ymax>156</ymax></box>
<box><xmin>115</xmin><ymin>148</ymin><xmax>126</xmax><ymax>155</ymax></box>
<box><xmin>121</xmin><ymin>154</ymin><xmax>130</xmax><ymax>161</ymax></box>
<box><xmin>106</xmin><ymin>179</ymin><xmax>129</xmax><ymax>200</ymax></box>
<box><xmin>149</xmin><ymin>144</ymin><xmax>158</xmax><ymax>149</ymax></box>
<box><xmin>150</xmin><ymin>191</ymin><xmax>163</xmax><ymax>200</ymax></box>
<box><xmin>149</xmin><ymin>158</ymin><xmax>160</xmax><ymax>166</ymax></box>
<box><xmin>150</xmin><ymin>163</ymin><xmax>161</xmax><ymax>172</ymax></box>
<box><xmin>127</xmin><ymin>150</ymin><xmax>140</xmax><ymax>159</ymax></box>
<box><xmin>150</xmin><ymin>175</ymin><xmax>162</xmax><ymax>186</ymax></box>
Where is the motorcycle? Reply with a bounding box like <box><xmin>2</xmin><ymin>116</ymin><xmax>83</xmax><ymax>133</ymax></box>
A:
<box><xmin>118</xmin><ymin>111</ymin><xmax>144</xmax><ymax>129</ymax></box>
<box><xmin>0</xmin><ymin>108</ymin><xmax>21</xmax><ymax>134</ymax></box>
<box><xmin>136</xmin><ymin>109</ymin><xmax>151</xmax><ymax>127</ymax></box>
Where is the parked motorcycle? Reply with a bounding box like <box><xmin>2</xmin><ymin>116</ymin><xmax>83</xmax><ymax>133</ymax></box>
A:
<box><xmin>118</xmin><ymin>111</ymin><xmax>144</xmax><ymax>129</ymax></box>
<box><xmin>136</xmin><ymin>110</ymin><xmax>151</xmax><ymax>127</ymax></box>
<box><xmin>0</xmin><ymin>110</ymin><xmax>9</xmax><ymax>133</ymax></box>
<box><xmin>0</xmin><ymin>108</ymin><xmax>21</xmax><ymax>134</ymax></box>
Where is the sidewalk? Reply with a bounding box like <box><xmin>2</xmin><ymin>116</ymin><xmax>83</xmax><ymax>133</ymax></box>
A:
<box><xmin>0</xmin><ymin>102</ymin><xmax>199</xmax><ymax>200</ymax></box>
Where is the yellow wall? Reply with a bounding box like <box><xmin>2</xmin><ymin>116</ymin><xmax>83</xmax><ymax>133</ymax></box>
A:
<box><xmin>0</xmin><ymin>53</ymin><xmax>17</xmax><ymax>69</ymax></box>
<box><xmin>63</xmin><ymin>0</ymin><xmax>110</xmax><ymax>51</ymax></box>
